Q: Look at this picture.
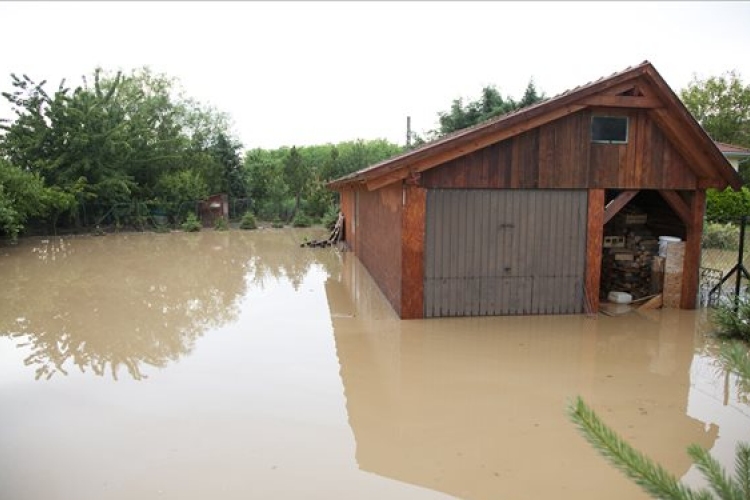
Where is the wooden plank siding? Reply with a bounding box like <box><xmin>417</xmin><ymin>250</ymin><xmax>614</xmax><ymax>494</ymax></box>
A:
<box><xmin>355</xmin><ymin>183</ymin><xmax>404</xmax><ymax>315</ymax></box>
<box><xmin>421</xmin><ymin>109</ymin><xmax>697</xmax><ymax>191</ymax></box>
<box><xmin>340</xmin><ymin>188</ymin><xmax>356</xmax><ymax>253</ymax></box>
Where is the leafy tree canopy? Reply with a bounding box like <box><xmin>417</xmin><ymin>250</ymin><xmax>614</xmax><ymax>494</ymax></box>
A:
<box><xmin>680</xmin><ymin>71</ymin><xmax>750</xmax><ymax>148</ymax></box>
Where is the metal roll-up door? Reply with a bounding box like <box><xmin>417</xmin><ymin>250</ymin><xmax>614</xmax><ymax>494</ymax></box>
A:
<box><xmin>424</xmin><ymin>189</ymin><xmax>587</xmax><ymax>317</ymax></box>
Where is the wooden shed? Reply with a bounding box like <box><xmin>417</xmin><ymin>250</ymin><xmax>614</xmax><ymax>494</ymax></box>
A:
<box><xmin>328</xmin><ymin>61</ymin><xmax>742</xmax><ymax>319</ymax></box>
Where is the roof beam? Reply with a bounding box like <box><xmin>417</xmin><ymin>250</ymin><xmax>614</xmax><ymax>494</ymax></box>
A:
<box><xmin>580</xmin><ymin>95</ymin><xmax>661</xmax><ymax>108</ymax></box>
<box><xmin>603</xmin><ymin>190</ymin><xmax>639</xmax><ymax>224</ymax></box>
<box><xmin>658</xmin><ymin>190</ymin><xmax>691</xmax><ymax>226</ymax></box>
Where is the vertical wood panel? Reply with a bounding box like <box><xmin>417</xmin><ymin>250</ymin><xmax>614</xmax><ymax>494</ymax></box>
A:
<box><xmin>401</xmin><ymin>184</ymin><xmax>426</xmax><ymax>319</ymax></box>
<box><xmin>585</xmin><ymin>189</ymin><xmax>605</xmax><ymax>313</ymax></box>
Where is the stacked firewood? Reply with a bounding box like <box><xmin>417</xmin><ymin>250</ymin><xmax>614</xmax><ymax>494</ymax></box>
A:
<box><xmin>601</xmin><ymin>209</ymin><xmax>660</xmax><ymax>300</ymax></box>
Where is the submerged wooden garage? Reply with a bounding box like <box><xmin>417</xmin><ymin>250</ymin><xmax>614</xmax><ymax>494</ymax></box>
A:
<box><xmin>328</xmin><ymin>61</ymin><xmax>742</xmax><ymax>319</ymax></box>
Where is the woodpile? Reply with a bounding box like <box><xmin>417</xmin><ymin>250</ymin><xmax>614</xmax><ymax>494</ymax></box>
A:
<box><xmin>601</xmin><ymin>207</ymin><xmax>660</xmax><ymax>300</ymax></box>
<box><xmin>301</xmin><ymin>213</ymin><xmax>344</xmax><ymax>248</ymax></box>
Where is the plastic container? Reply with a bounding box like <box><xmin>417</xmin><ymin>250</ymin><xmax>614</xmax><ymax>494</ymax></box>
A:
<box><xmin>658</xmin><ymin>236</ymin><xmax>681</xmax><ymax>257</ymax></box>
<box><xmin>608</xmin><ymin>291</ymin><xmax>633</xmax><ymax>304</ymax></box>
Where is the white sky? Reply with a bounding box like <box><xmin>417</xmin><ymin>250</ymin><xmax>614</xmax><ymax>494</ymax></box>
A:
<box><xmin>1</xmin><ymin>1</ymin><xmax>749</xmax><ymax>151</ymax></box>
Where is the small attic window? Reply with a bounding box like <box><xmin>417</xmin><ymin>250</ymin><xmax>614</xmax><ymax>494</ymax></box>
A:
<box><xmin>591</xmin><ymin>116</ymin><xmax>629</xmax><ymax>144</ymax></box>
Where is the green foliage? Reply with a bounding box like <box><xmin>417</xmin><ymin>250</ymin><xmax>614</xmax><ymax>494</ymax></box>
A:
<box><xmin>180</xmin><ymin>212</ymin><xmax>201</xmax><ymax>232</ymax></box>
<box><xmin>271</xmin><ymin>219</ymin><xmax>284</xmax><ymax>229</ymax></box>
<box><xmin>283</xmin><ymin>146</ymin><xmax>308</xmax><ymax>221</ymax></box>
<box><xmin>0</xmin><ymin>67</ymin><xmax>239</xmax><ymax>234</ymax></box>
<box><xmin>706</xmin><ymin>188</ymin><xmax>750</xmax><ymax>222</ymax></box>
<box><xmin>239</xmin><ymin>211</ymin><xmax>257</xmax><ymax>230</ymax></box>
<box><xmin>702</xmin><ymin>221</ymin><xmax>740</xmax><ymax>250</ymax></box>
<box><xmin>570</xmin><ymin>338</ymin><xmax>750</xmax><ymax>500</ymax></box>
<box><xmin>0</xmin><ymin>158</ymin><xmax>74</xmax><ymax>240</ymax></box>
<box><xmin>214</xmin><ymin>216</ymin><xmax>229</xmax><ymax>231</ymax></box>
<box><xmin>720</xmin><ymin>342</ymin><xmax>750</xmax><ymax>394</ymax></box>
<box><xmin>155</xmin><ymin>170</ymin><xmax>208</xmax><ymax>218</ymax></box>
<box><xmin>714</xmin><ymin>297</ymin><xmax>750</xmax><ymax>342</ymax></box>
<box><xmin>243</xmin><ymin>139</ymin><xmax>402</xmax><ymax>223</ymax></box>
<box><xmin>321</xmin><ymin>205</ymin><xmax>340</xmax><ymax>231</ymax></box>
<box><xmin>428</xmin><ymin>79</ymin><xmax>546</xmax><ymax>139</ymax></box>
<box><xmin>680</xmin><ymin>71</ymin><xmax>750</xmax><ymax>148</ymax></box>
<box><xmin>568</xmin><ymin>397</ymin><xmax>712</xmax><ymax>500</ymax></box>
<box><xmin>291</xmin><ymin>213</ymin><xmax>312</xmax><ymax>228</ymax></box>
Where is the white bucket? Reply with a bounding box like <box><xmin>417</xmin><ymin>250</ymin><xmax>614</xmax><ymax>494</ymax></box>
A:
<box><xmin>658</xmin><ymin>236</ymin><xmax>681</xmax><ymax>257</ymax></box>
<box><xmin>608</xmin><ymin>291</ymin><xmax>633</xmax><ymax>304</ymax></box>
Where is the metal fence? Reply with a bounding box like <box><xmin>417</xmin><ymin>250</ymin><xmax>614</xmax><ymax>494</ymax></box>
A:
<box><xmin>700</xmin><ymin>216</ymin><xmax>750</xmax><ymax>306</ymax></box>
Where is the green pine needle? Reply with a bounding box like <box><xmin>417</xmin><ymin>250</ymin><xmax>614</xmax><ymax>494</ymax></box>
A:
<box><xmin>736</xmin><ymin>444</ymin><xmax>750</xmax><ymax>498</ymax></box>
<box><xmin>687</xmin><ymin>444</ymin><xmax>743</xmax><ymax>500</ymax></box>
<box><xmin>568</xmin><ymin>397</ymin><xmax>713</xmax><ymax>500</ymax></box>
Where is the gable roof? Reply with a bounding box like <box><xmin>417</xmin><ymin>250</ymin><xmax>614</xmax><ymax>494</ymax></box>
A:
<box><xmin>329</xmin><ymin>61</ymin><xmax>742</xmax><ymax>191</ymax></box>
<box><xmin>715</xmin><ymin>141</ymin><xmax>750</xmax><ymax>158</ymax></box>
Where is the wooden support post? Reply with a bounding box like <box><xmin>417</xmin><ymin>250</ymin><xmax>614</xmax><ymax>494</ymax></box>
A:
<box><xmin>681</xmin><ymin>190</ymin><xmax>705</xmax><ymax>309</ymax></box>
<box><xmin>401</xmin><ymin>183</ymin><xmax>426</xmax><ymax>319</ymax></box>
<box><xmin>585</xmin><ymin>189</ymin><xmax>605</xmax><ymax>314</ymax></box>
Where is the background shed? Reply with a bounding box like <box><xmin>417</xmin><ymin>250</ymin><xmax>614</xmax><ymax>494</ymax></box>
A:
<box><xmin>329</xmin><ymin>62</ymin><xmax>742</xmax><ymax>319</ymax></box>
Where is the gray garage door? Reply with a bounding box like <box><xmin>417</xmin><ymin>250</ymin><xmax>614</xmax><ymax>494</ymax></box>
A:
<box><xmin>424</xmin><ymin>189</ymin><xmax>587</xmax><ymax>317</ymax></box>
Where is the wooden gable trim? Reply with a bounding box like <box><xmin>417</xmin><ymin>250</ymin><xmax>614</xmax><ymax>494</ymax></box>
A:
<box><xmin>638</xmin><ymin>70</ymin><xmax>742</xmax><ymax>190</ymax></box>
<box><xmin>580</xmin><ymin>95</ymin><xmax>661</xmax><ymax>108</ymax></box>
<box><xmin>603</xmin><ymin>190</ymin><xmax>639</xmax><ymax>224</ymax></box>
<box><xmin>365</xmin><ymin>104</ymin><xmax>587</xmax><ymax>191</ymax></box>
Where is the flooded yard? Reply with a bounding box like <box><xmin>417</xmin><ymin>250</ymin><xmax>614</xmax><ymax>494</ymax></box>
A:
<box><xmin>1</xmin><ymin>230</ymin><xmax>748</xmax><ymax>500</ymax></box>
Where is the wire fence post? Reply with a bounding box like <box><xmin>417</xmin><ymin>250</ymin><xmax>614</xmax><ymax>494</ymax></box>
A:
<box><xmin>735</xmin><ymin>215</ymin><xmax>747</xmax><ymax>300</ymax></box>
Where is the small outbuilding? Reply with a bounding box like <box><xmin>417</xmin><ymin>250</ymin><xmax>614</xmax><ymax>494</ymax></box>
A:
<box><xmin>328</xmin><ymin>61</ymin><xmax>742</xmax><ymax>319</ymax></box>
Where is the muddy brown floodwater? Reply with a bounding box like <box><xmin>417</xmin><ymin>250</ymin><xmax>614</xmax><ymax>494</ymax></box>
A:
<box><xmin>1</xmin><ymin>230</ymin><xmax>748</xmax><ymax>500</ymax></box>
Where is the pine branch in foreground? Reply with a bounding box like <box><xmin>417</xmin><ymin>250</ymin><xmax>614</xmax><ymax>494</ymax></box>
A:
<box><xmin>735</xmin><ymin>444</ymin><xmax>750</xmax><ymax>499</ymax></box>
<box><xmin>687</xmin><ymin>444</ymin><xmax>743</xmax><ymax>500</ymax></box>
<box><xmin>567</xmin><ymin>397</ymin><xmax>713</xmax><ymax>500</ymax></box>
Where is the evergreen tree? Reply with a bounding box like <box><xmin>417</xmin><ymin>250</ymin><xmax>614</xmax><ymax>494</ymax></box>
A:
<box><xmin>430</xmin><ymin>78</ymin><xmax>546</xmax><ymax>138</ymax></box>
<box><xmin>283</xmin><ymin>146</ymin><xmax>308</xmax><ymax>221</ymax></box>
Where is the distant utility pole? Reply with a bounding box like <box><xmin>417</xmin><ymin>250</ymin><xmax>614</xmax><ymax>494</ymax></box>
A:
<box><xmin>406</xmin><ymin>116</ymin><xmax>412</xmax><ymax>148</ymax></box>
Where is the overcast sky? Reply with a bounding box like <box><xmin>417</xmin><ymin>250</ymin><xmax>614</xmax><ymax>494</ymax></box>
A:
<box><xmin>1</xmin><ymin>1</ymin><xmax>749</xmax><ymax>150</ymax></box>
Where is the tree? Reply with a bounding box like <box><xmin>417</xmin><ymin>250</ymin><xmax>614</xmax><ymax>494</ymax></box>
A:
<box><xmin>283</xmin><ymin>146</ymin><xmax>308</xmax><ymax>221</ymax></box>
<box><xmin>680</xmin><ymin>71</ymin><xmax>750</xmax><ymax>148</ymax></box>
<box><xmin>244</xmin><ymin>148</ymin><xmax>287</xmax><ymax>219</ymax></box>
<box><xmin>0</xmin><ymin>66</ymin><xmax>241</xmax><ymax>232</ymax></box>
<box><xmin>680</xmin><ymin>72</ymin><xmax>750</xmax><ymax>215</ymax></box>
<box><xmin>429</xmin><ymin>78</ymin><xmax>546</xmax><ymax>138</ymax></box>
<box><xmin>208</xmin><ymin>132</ymin><xmax>245</xmax><ymax>199</ymax></box>
<box><xmin>0</xmin><ymin>158</ymin><xmax>74</xmax><ymax>240</ymax></box>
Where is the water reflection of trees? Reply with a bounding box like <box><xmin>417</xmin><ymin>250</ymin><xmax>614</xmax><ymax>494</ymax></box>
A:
<box><xmin>0</xmin><ymin>229</ymin><xmax>327</xmax><ymax>381</ymax></box>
